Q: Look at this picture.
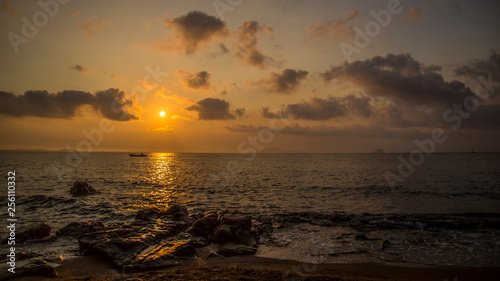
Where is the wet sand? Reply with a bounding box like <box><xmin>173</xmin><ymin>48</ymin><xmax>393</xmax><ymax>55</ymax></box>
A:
<box><xmin>8</xmin><ymin>255</ymin><xmax>500</xmax><ymax>281</ymax></box>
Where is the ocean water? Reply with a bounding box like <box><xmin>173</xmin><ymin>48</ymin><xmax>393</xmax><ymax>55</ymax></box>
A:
<box><xmin>1</xmin><ymin>152</ymin><xmax>499</xmax><ymax>267</ymax></box>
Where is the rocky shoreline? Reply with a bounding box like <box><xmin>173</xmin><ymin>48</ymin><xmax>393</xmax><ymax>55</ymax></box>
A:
<box><xmin>2</xmin><ymin>203</ymin><xmax>265</xmax><ymax>279</ymax></box>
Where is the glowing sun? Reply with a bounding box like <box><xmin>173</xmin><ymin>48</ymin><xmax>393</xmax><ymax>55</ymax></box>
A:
<box><xmin>160</xmin><ymin>111</ymin><xmax>165</xmax><ymax>117</ymax></box>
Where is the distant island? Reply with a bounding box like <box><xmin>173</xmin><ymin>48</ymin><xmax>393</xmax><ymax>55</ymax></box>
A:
<box><xmin>371</xmin><ymin>148</ymin><xmax>385</xmax><ymax>153</ymax></box>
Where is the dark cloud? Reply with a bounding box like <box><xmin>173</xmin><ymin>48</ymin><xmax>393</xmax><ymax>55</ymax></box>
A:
<box><xmin>305</xmin><ymin>10</ymin><xmax>359</xmax><ymax>42</ymax></box>
<box><xmin>71</xmin><ymin>64</ymin><xmax>89</xmax><ymax>73</ymax></box>
<box><xmin>320</xmin><ymin>53</ymin><xmax>473</xmax><ymax>107</ymax></box>
<box><xmin>154</xmin><ymin>11</ymin><xmax>229</xmax><ymax>54</ymax></box>
<box><xmin>454</xmin><ymin>51</ymin><xmax>500</xmax><ymax>84</ymax></box>
<box><xmin>252</xmin><ymin>69</ymin><xmax>308</xmax><ymax>94</ymax></box>
<box><xmin>0</xmin><ymin>88</ymin><xmax>141</xmax><ymax>121</ymax></box>
<box><xmin>186</xmin><ymin>98</ymin><xmax>243</xmax><ymax>120</ymax></box>
<box><xmin>262</xmin><ymin>94</ymin><xmax>372</xmax><ymax>120</ymax></box>
<box><xmin>177</xmin><ymin>70</ymin><xmax>211</xmax><ymax>90</ymax></box>
<box><xmin>233</xmin><ymin>20</ymin><xmax>279</xmax><ymax>68</ymax></box>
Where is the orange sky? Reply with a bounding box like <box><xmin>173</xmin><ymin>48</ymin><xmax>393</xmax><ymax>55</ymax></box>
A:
<box><xmin>1</xmin><ymin>0</ymin><xmax>499</xmax><ymax>153</ymax></box>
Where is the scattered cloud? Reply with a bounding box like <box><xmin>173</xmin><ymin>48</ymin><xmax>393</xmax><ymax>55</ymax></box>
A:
<box><xmin>402</xmin><ymin>7</ymin><xmax>423</xmax><ymax>23</ymax></box>
<box><xmin>186</xmin><ymin>97</ymin><xmax>244</xmax><ymax>120</ymax></box>
<box><xmin>262</xmin><ymin>94</ymin><xmax>372</xmax><ymax>120</ymax></box>
<box><xmin>0</xmin><ymin>0</ymin><xmax>21</xmax><ymax>18</ymax></box>
<box><xmin>320</xmin><ymin>53</ymin><xmax>473</xmax><ymax>107</ymax></box>
<box><xmin>233</xmin><ymin>20</ymin><xmax>279</xmax><ymax>68</ymax></box>
<box><xmin>152</xmin><ymin>11</ymin><xmax>230</xmax><ymax>54</ymax></box>
<box><xmin>153</xmin><ymin>125</ymin><xmax>173</xmax><ymax>131</ymax></box>
<box><xmin>250</xmin><ymin>69</ymin><xmax>308</xmax><ymax>94</ymax></box>
<box><xmin>76</xmin><ymin>19</ymin><xmax>103</xmax><ymax>38</ymax></box>
<box><xmin>111</xmin><ymin>73</ymin><xmax>126</xmax><ymax>82</ymax></box>
<box><xmin>177</xmin><ymin>70</ymin><xmax>211</xmax><ymax>90</ymax></box>
<box><xmin>71</xmin><ymin>64</ymin><xmax>89</xmax><ymax>73</ymax></box>
<box><xmin>454</xmin><ymin>51</ymin><xmax>500</xmax><ymax>85</ymax></box>
<box><xmin>305</xmin><ymin>10</ymin><xmax>359</xmax><ymax>42</ymax></box>
<box><xmin>0</xmin><ymin>88</ymin><xmax>142</xmax><ymax>121</ymax></box>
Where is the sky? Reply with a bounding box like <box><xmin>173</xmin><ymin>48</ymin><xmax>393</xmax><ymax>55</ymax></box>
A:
<box><xmin>0</xmin><ymin>0</ymin><xmax>499</xmax><ymax>153</ymax></box>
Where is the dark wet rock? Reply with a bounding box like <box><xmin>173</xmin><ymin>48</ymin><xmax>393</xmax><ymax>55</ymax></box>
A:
<box><xmin>235</xmin><ymin>230</ymin><xmax>257</xmax><ymax>247</ymax></box>
<box><xmin>18</xmin><ymin>251</ymin><xmax>41</xmax><ymax>260</ymax></box>
<box><xmin>187</xmin><ymin>217</ymin><xmax>218</xmax><ymax>239</ymax></box>
<box><xmin>78</xmin><ymin>228</ymin><xmax>160</xmax><ymax>267</ymax></box>
<box><xmin>173</xmin><ymin>243</ymin><xmax>196</xmax><ymax>256</ymax></box>
<box><xmin>56</xmin><ymin>221</ymin><xmax>105</xmax><ymax>237</ymax></box>
<box><xmin>381</xmin><ymin>239</ymin><xmax>391</xmax><ymax>250</ymax></box>
<box><xmin>218</xmin><ymin>242</ymin><xmax>257</xmax><ymax>255</ymax></box>
<box><xmin>70</xmin><ymin>181</ymin><xmax>97</xmax><ymax>196</ymax></box>
<box><xmin>17</xmin><ymin>223</ymin><xmax>51</xmax><ymax>243</ymax></box>
<box><xmin>1</xmin><ymin>259</ymin><xmax>57</xmax><ymax>280</ymax></box>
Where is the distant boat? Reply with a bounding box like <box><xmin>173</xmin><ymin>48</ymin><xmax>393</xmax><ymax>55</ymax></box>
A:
<box><xmin>129</xmin><ymin>145</ymin><xmax>147</xmax><ymax>157</ymax></box>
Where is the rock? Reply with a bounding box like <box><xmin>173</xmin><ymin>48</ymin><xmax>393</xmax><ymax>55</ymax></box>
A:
<box><xmin>135</xmin><ymin>208</ymin><xmax>161</xmax><ymax>222</ymax></box>
<box><xmin>17</xmin><ymin>223</ymin><xmax>51</xmax><ymax>243</ymax></box>
<box><xmin>173</xmin><ymin>243</ymin><xmax>196</xmax><ymax>257</ymax></box>
<box><xmin>1</xmin><ymin>259</ymin><xmax>57</xmax><ymax>280</ymax></box>
<box><xmin>187</xmin><ymin>217</ymin><xmax>218</xmax><ymax>239</ymax></box>
<box><xmin>70</xmin><ymin>181</ymin><xmax>97</xmax><ymax>196</ymax></box>
<box><xmin>56</xmin><ymin>221</ymin><xmax>105</xmax><ymax>237</ymax></box>
<box><xmin>235</xmin><ymin>230</ymin><xmax>257</xmax><ymax>247</ymax></box>
<box><xmin>218</xmin><ymin>242</ymin><xmax>257</xmax><ymax>255</ymax></box>
<box><xmin>220</xmin><ymin>214</ymin><xmax>252</xmax><ymax>230</ymax></box>
<box><xmin>211</xmin><ymin>224</ymin><xmax>233</xmax><ymax>242</ymax></box>
<box><xmin>78</xmin><ymin>228</ymin><xmax>160</xmax><ymax>267</ymax></box>
<box><xmin>381</xmin><ymin>239</ymin><xmax>391</xmax><ymax>250</ymax></box>
<box><xmin>163</xmin><ymin>204</ymin><xmax>189</xmax><ymax>222</ymax></box>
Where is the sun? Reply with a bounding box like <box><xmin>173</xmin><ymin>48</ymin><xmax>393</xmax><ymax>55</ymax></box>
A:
<box><xmin>160</xmin><ymin>111</ymin><xmax>165</xmax><ymax>117</ymax></box>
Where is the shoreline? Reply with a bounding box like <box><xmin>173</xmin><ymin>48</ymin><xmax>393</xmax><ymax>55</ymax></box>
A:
<box><xmin>8</xmin><ymin>255</ymin><xmax>500</xmax><ymax>281</ymax></box>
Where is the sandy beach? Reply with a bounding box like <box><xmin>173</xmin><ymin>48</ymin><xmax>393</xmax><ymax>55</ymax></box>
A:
<box><xmin>7</xmin><ymin>255</ymin><xmax>500</xmax><ymax>281</ymax></box>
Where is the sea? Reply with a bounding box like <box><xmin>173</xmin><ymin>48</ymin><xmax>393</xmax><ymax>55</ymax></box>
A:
<box><xmin>1</xmin><ymin>151</ymin><xmax>499</xmax><ymax>267</ymax></box>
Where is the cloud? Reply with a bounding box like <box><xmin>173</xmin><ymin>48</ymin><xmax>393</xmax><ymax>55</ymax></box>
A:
<box><xmin>153</xmin><ymin>125</ymin><xmax>173</xmax><ymax>131</ymax></box>
<box><xmin>177</xmin><ymin>70</ymin><xmax>211</xmax><ymax>90</ymax></box>
<box><xmin>76</xmin><ymin>19</ymin><xmax>103</xmax><ymax>38</ymax></box>
<box><xmin>320</xmin><ymin>53</ymin><xmax>473</xmax><ymax>107</ymax></box>
<box><xmin>402</xmin><ymin>7</ymin><xmax>423</xmax><ymax>23</ymax></box>
<box><xmin>0</xmin><ymin>88</ymin><xmax>142</xmax><ymax>121</ymax></box>
<box><xmin>454</xmin><ymin>51</ymin><xmax>500</xmax><ymax>84</ymax></box>
<box><xmin>0</xmin><ymin>0</ymin><xmax>21</xmax><ymax>18</ymax></box>
<box><xmin>233</xmin><ymin>20</ymin><xmax>279</xmax><ymax>68</ymax></box>
<box><xmin>226</xmin><ymin>124</ymin><xmax>425</xmax><ymax>139</ymax></box>
<box><xmin>153</xmin><ymin>11</ymin><xmax>229</xmax><ymax>54</ymax></box>
<box><xmin>262</xmin><ymin>94</ymin><xmax>372</xmax><ymax>120</ymax></box>
<box><xmin>250</xmin><ymin>69</ymin><xmax>308</xmax><ymax>94</ymax></box>
<box><xmin>186</xmin><ymin>98</ymin><xmax>244</xmax><ymax>120</ymax></box>
<box><xmin>305</xmin><ymin>10</ymin><xmax>359</xmax><ymax>42</ymax></box>
<box><xmin>71</xmin><ymin>64</ymin><xmax>89</xmax><ymax>73</ymax></box>
<box><xmin>111</xmin><ymin>73</ymin><xmax>126</xmax><ymax>82</ymax></box>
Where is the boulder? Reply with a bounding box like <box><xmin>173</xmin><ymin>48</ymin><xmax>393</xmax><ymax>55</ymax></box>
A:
<box><xmin>56</xmin><ymin>221</ymin><xmax>105</xmax><ymax>237</ymax></box>
<box><xmin>0</xmin><ymin>259</ymin><xmax>57</xmax><ymax>280</ymax></box>
<box><xmin>17</xmin><ymin>223</ymin><xmax>51</xmax><ymax>243</ymax></box>
<box><xmin>187</xmin><ymin>217</ymin><xmax>218</xmax><ymax>239</ymax></box>
<box><xmin>70</xmin><ymin>181</ymin><xmax>97</xmax><ymax>196</ymax></box>
<box><xmin>173</xmin><ymin>243</ymin><xmax>196</xmax><ymax>257</ymax></box>
<box><xmin>163</xmin><ymin>204</ymin><xmax>189</xmax><ymax>222</ymax></box>
<box><xmin>135</xmin><ymin>208</ymin><xmax>161</xmax><ymax>222</ymax></box>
